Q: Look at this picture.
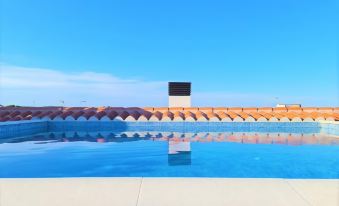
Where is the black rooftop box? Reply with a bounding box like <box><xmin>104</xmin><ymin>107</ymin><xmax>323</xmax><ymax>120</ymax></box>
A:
<box><xmin>168</xmin><ymin>82</ymin><xmax>191</xmax><ymax>96</ymax></box>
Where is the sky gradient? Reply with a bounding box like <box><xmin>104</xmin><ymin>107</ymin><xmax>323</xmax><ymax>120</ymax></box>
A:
<box><xmin>0</xmin><ymin>0</ymin><xmax>338</xmax><ymax>107</ymax></box>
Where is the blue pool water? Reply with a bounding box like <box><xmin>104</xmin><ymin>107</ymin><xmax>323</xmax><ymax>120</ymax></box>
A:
<box><xmin>0</xmin><ymin>129</ymin><xmax>338</xmax><ymax>178</ymax></box>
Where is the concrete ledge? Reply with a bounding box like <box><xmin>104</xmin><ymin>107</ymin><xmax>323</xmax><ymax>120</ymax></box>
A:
<box><xmin>0</xmin><ymin>178</ymin><xmax>338</xmax><ymax>206</ymax></box>
<box><xmin>0</xmin><ymin>178</ymin><xmax>142</xmax><ymax>206</ymax></box>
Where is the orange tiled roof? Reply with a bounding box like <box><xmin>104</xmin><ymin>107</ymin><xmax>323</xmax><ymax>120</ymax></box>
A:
<box><xmin>0</xmin><ymin>106</ymin><xmax>338</xmax><ymax>122</ymax></box>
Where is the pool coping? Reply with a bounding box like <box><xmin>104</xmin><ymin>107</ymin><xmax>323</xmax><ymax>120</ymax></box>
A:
<box><xmin>0</xmin><ymin>177</ymin><xmax>338</xmax><ymax>206</ymax></box>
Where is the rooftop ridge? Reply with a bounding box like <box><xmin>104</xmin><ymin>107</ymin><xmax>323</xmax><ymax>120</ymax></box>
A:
<box><xmin>0</xmin><ymin>106</ymin><xmax>337</xmax><ymax>122</ymax></box>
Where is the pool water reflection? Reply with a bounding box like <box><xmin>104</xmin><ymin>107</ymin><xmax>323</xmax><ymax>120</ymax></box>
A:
<box><xmin>0</xmin><ymin>131</ymin><xmax>338</xmax><ymax>178</ymax></box>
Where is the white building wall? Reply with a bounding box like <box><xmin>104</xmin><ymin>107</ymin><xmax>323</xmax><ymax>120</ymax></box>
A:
<box><xmin>169</xmin><ymin>96</ymin><xmax>191</xmax><ymax>107</ymax></box>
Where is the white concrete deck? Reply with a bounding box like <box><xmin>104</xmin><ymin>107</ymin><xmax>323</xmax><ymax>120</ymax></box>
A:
<box><xmin>0</xmin><ymin>178</ymin><xmax>338</xmax><ymax>206</ymax></box>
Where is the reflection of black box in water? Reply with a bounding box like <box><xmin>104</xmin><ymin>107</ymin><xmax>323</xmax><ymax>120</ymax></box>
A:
<box><xmin>168</xmin><ymin>152</ymin><xmax>191</xmax><ymax>166</ymax></box>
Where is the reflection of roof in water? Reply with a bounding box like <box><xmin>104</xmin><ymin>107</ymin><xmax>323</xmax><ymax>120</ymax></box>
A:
<box><xmin>3</xmin><ymin>131</ymin><xmax>338</xmax><ymax>146</ymax></box>
<box><xmin>0</xmin><ymin>106</ymin><xmax>338</xmax><ymax>122</ymax></box>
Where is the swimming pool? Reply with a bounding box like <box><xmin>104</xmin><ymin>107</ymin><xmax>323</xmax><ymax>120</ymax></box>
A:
<box><xmin>0</xmin><ymin>122</ymin><xmax>338</xmax><ymax>178</ymax></box>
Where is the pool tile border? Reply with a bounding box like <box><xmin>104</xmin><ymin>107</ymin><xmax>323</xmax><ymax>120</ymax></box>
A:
<box><xmin>0</xmin><ymin>120</ymin><xmax>338</xmax><ymax>139</ymax></box>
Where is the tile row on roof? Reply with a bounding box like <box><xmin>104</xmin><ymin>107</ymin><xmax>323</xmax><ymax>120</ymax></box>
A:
<box><xmin>0</xmin><ymin>107</ymin><xmax>338</xmax><ymax>122</ymax></box>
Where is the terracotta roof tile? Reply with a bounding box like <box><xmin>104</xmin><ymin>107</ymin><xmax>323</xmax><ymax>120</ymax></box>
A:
<box><xmin>0</xmin><ymin>107</ymin><xmax>337</xmax><ymax>122</ymax></box>
<box><xmin>173</xmin><ymin>111</ymin><xmax>185</xmax><ymax>120</ymax></box>
<box><xmin>150</xmin><ymin>111</ymin><xmax>162</xmax><ymax>121</ymax></box>
<box><xmin>225</xmin><ymin>111</ymin><xmax>238</xmax><ymax>119</ymax></box>
<box><xmin>216</xmin><ymin>111</ymin><xmax>230</xmax><ymax>120</ymax></box>
<box><xmin>257</xmin><ymin>107</ymin><xmax>273</xmax><ymax>112</ymax></box>
<box><xmin>72</xmin><ymin>111</ymin><xmax>85</xmax><ymax>119</ymax></box>
<box><xmin>302</xmin><ymin>107</ymin><xmax>318</xmax><ymax>112</ymax></box>
<box><xmin>107</xmin><ymin>111</ymin><xmax>119</xmax><ymax>120</ymax></box>
<box><xmin>273</xmin><ymin>107</ymin><xmax>288</xmax><ymax>112</ymax></box>
<box><xmin>195</xmin><ymin>111</ymin><xmax>208</xmax><ymax>120</ymax></box>
<box><xmin>142</xmin><ymin>107</ymin><xmax>154</xmax><ymax>112</ymax></box>
<box><xmin>258</xmin><ymin>112</ymin><xmax>272</xmax><ymax>118</ymax></box>
<box><xmin>60</xmin><ymin>111</ymin><xmax>73</xmax><ymax>119</ymax></box>
<box><xmin>162</xmin><ymin>111</ymin><xmax>174</xmax><ymax>120</ymax></box>
<box><xmin>49</xmin><ymin>111</ymin><xmax>63</xmax><ymax>119</ymax></box>
<box><xmin>95</xmin><ymin>111</ymin><xmax>107</xmax><ymax>119</ymax></box>
<box><xmin>183</xmin><ymin>107</ymin><xmax>199</xmax><ymax>112</ymax></box>
<box><xmin>227</xmin><ymin>107</ymin><xmax>243</xmax><ymax>112</ymax></box>
<box><xmin>184</xmin><ymin>112</ymin><xmax>196</xmax><ymax>121</ymax></box>
<box><xmin>213</xmin><ymin>107</ymin><xmax>228</xmax><ymax>112</ymax></box>
<box><xmin>153</xmin><ymin>107</ymin><xmax>169</xmax><ymax>112</ymax></box>
<box><xmin>198</xmin><ymin>107</ymin><xmax>213</xmax><ymax>112</ymax></box>
<box><xmin>243</xmin><ymin>108</ymin><xmax>258</xmax><ymax>112</ymax></box>
<box><xmin>37</xmin><ymin>111</ymin><xmax>53</xmax><ymax>118</ymax></box>
<box><xmin>169</xmin><ymin>107</ymin><xmax>184</xmax><ymax>112</ymax></box>
<box><xmin>9</xmin><ymin>111</ymin><xmax>20</xmax><ymax>117</ymax></box>
<box><xmin>287</xmin><ymin>107</ymin><xmax>303</xmax><ymax>112</ymax></box>
<box><xmin>238</xmin><ymin>112</ymin><xmax>249</xmax><ymax>119</ymax></box>
<box><xmin>32</xmin><ymin>111</ymin><xmax>42</xmax><ymax>117</ymax></box>
<box><xmin>249</xmin><ymin>112</ymin><xmax>262</xmax><ymax>120</ymax></box>
<box><xmin>0</xmin><ymin>111</ymin><xmax>10</xmax><ymax>117</ymax></box>
<box><xmin>83</xmin><ymin>110</ymin><xmax>96</xmax><ymax>119</ymax></box>
<box><xmin>206</xmin><ymin>112</ymin><xmax>219</xmax><ymax>119</ymax></box>
<box><xmin>0</xmin><ymin>116</ymin><xmax>10</xmax><ymax>121</ymax></box>
<box><xmin>318</xmin><ymin>107</ymin><xmax>334</xmax><ymax>112</ymax></box>
<box><xmin>118</xmin><ymin>111</ymin><xmax>130</xmax><ymax>120</ymax></box>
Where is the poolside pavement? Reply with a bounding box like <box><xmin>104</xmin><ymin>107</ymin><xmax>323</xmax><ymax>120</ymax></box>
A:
<box><xmin>0</xmin><ymin>178</ymin><xmax>338</xmax><ymax>206</ymax></box>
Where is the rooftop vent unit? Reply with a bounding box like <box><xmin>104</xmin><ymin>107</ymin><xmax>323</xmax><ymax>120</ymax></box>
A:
<box><xmin>168</xmin><ymin>82</ymin><xmax>191</xmax><ymax>107</ymax></box>
<box><xmin>276</xmin><ymin>104</ymin><xmax>301</xmax><ymax>108</ymax></box>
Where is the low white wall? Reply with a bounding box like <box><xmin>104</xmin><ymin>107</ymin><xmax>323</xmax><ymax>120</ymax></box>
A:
<box><xmin>169</xmin><ymin>96</ymin><xmax>191</xmax><ymax>107</ymax></box>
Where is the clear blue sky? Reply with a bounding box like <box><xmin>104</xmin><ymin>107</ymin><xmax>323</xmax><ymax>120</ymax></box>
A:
<box><xmin>0</xmin><ymin>0</ymin><xmax>338</xmax><ymax>107</ymax></box>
